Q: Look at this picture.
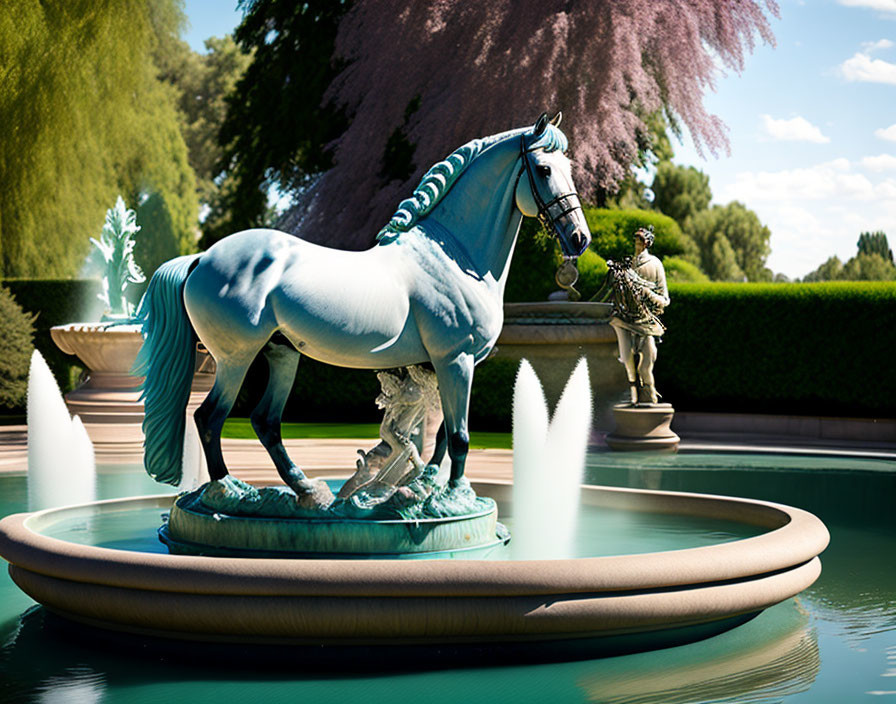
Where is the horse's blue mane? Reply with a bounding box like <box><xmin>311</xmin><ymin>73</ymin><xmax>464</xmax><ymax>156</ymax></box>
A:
<box><xmin>377</xmin><ymin>123</ymin><xmax>568</xmax><ymax>241</ymax></box>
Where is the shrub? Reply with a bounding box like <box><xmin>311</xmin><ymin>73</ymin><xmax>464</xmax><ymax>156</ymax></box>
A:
<box><xmin>505</xmin><ymin>214</ymin><xmax>610</xmax><ymax>303</ymax></box>
<box><xmin>0</xmin><ymin>279</ymin><xmax>132</xmax><ymax>396</ymax></box>
<box><xmin>584</xmin><ymin>208</ymin><xmax>688</xmax><ymax>263</ymax></box>
<box><xmin>230</xmin><ymin>354</ymin><xmax>382</xmax><ymax>423</ymax></box>
<box><xmin>571</xmin><ymin>248</ymin><xmax>608</xmax><ymax>300</ymax></box>
<box><xmin>285</xmin><ymin>357</ymin><xmax>382</xmax><ymax>422</ymax></box>
<box><xmin>664</xmin><ymin>256</ymin><xmax>709</xmax><ymax>283</ymax></box>
<box><xmin>504</xmin><ymin>220</ymin><xmax>559</xmax><ymax>302</ymax></box>
<box><xmin>470</xmin><ymin>357</ymin><xmax>517</xmax><ymax>430</ymax></box>
<box><xmin>0</xmin><ymin>286</ymin><xmax>36</xmax><ymax>409</ymax></box>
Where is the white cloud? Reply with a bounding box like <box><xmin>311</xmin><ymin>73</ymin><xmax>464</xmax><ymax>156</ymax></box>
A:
<box><xmin>760</xmin><ymin>115</ymin><xmax>830</xmax><ymax>143</ymax></box>
<box><xmin>839</xmin><ymin>0</ymin><xmax>896</xmax><ymax>14</ymax></box>
<box><xmin>721</xmin><ymin>159</ymin><xmax>874</xmax><ymax>203</ymax></box>
<box><xmin>840</xmin><ymin>52</ymin><xmax>896</xmax><ymax>84</ymax></box>
<box><xmin>718</xmin><ymin>160</ymin><xmax>896</xmax><ymax>278</ymax></box>
<box><xmin>877</xmin><ymin>178</ymin><xmax>896</xmax><ymax>198</ymax></box>
<box><xmin>875</xmin><ymin>124</ymin><xmax>896</xmax><ymax>141</ymax></box>
<box><xmin>861</xmin><ymin>154</ymin><xmax>896</xmax><ymax>170</ymax></box>
<box><xmin>862</xmin><ymin>39</ymin><xmax>895</xmax><ymax>52</ymax></box>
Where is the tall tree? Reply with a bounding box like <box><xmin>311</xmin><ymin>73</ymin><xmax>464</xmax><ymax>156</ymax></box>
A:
<box><xmin>651</xmin><ymin>162</ymin><xmax>713</xmax><ymax>227</ymax></box>
<box><xmin>604</xmin><ymin>111</ymin><xmax>676</xmax><ymax>210</ymax></box>
<box><xmin>687</xmin><ymin>202</ymin><xmax>770</xmax><ymax>281</ymax></box>
<box><xmin>842</xmin><ymin>253</ymin><xmax>896</xmax><ymax>281</ymax></box>
<box><xmin>0</xmin><ymin>0</ymin><xmax>198</xmax><ymax>279</ymax></box>
<box><xmin>153</xmin><ymin>34</ymin><xmax>252</xmax><ymax>249</ymax></box>
<box><xmin>708</xmin><ymin>235</ymin><xmax>746</xmax><ymax>282</ymax></box>
<box><xmin>156</xmin><ymin>36</ymin><xmax>252</xmax><ymax>208</ymax></box>
<box><xmin>856</xmin><ymin>231</ymin><xmax>893</xmax><ymax>263</ymax></box>
<box><xmin>206</xmin><ymin>0</ymin><xmax>351</xmax><ymax>247</ymax></box>
<box><xmin>803</xmin><ymin>256</ymin><xmax>843</xmax><ymax>282</ymax></box>
<box><xmin>804</xmin><ymin>240</ymin><xmax>896</xmax><ymax>282</ymax></box>
<box><xmin>224</xmin><ymin>1</ymin><xmax>777</xmax><ymax>249</ymax></box>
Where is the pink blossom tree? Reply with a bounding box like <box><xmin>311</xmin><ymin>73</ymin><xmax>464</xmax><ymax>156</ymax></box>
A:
<box><xmin>281</xmin><ymin>0</ymin><xmax>777</xmax><ymax>250</ymax></box>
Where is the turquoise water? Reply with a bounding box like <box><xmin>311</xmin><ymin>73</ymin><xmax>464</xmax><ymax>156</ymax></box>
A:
<box><xmin>39</xmin><ymin>502</ymin><xmax>762</xmax><ymax>559</ymax></box>
<box><xmin>0</xmin><ymin>452</ymin><xmax>893</xmax><ymax>703</ymax></box>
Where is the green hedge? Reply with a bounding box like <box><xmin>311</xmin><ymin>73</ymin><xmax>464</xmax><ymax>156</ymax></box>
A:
<box><xmin>658</xmin><ymin>282</ymin><xmax>896</xmax><ymax>416</ymax></box>
<box><xmin>9</xmin><ymin>279</ymin><xmax>892</xmax><ymax>423</ymax></box>
<box><xmin>504</xmin><ymin>220</ymin><xmax>562</xmax><ymax>302</ymax></box>
<box><xmin>232</xmin><ymin>355</ymin><xmax>382</xmax><ymax>423</ymax></box>
<box><xmin>664</xmin><ymin>256</ymin><xmax>709</xmax><ymax>283</ymax></box>
<box><xmin>236</xmin><ymin>354</ymin><xmax>517</xmax><ymax>430</ymax></box>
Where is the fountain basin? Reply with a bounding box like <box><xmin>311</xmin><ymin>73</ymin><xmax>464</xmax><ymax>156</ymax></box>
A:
<box><xmin>0</xmin><ymin>480</ymin><xmax>828</xmax><ymax>650</ymax></box>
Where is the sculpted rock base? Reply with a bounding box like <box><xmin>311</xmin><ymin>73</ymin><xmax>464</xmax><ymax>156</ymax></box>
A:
<box><xmin>160</xmin><ymin>476</ymin><xmax>508</xmax><ymax>558</ymax></box>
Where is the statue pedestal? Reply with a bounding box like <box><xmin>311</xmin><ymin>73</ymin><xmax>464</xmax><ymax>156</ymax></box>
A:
<box><xmin>606</xmin><ymin>403</ymin><xmax>680</xmax><ymax>451</ymax></box>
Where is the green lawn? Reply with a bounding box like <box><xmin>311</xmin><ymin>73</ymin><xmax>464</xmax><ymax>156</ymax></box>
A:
<box><xmin>221</xmin><ymin>418</ymin><xmax>512</xmax><ymax>450</ymax></box>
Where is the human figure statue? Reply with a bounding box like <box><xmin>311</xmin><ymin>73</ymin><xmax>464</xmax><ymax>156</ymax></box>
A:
<box><xmin>593</xmin><ymin>226</ymin><xmax>669</xmax><ymax>405</ymax></box>
<box><xmin>337</xmin><ymin>365</ymin><xmax>441</xmax><ymax>507</ymax></box>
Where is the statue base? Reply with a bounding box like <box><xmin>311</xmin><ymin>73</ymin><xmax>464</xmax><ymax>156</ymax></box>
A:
<box><xmin>160</xmin><ymin>478</ymin><xmax>510</xmax><ymax>559</ymax></box>
<box><xmin>606</xmin><ymin>403</ymin><xmax>680</xmax><ymax>452</ymax></box>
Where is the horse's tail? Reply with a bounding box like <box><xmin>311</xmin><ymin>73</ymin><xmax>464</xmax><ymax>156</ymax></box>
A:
<box><xmin>133</xmin><ymin>253</ymin><xmax>203</xmax><ymax>486</ymax></box>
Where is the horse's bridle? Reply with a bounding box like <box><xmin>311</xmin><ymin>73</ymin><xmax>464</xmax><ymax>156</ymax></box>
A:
<box><xmin>519</xmin><ymin>135</ymin><xmax>584</xmax><ymax>258</ymax></box>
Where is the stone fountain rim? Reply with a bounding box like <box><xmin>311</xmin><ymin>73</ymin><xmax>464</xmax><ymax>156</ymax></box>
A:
<box><xmin>49</xmin><ymin>322</ymin><xmax>143</xmax><ymax>359</ymax></box>
<box><xmin>0</xmin><ymin>481</ymin><xmax>828</xmax><ymax>646</ymax></box>
<box><xmin>51</xmin><ymin>322</ymin><xmax>143</xmax><ymax>332</ymax></box>
<box><xmin>0</xmin><ymin>481</ymin><xmax>829</xmax><ymax>597</ymax></box>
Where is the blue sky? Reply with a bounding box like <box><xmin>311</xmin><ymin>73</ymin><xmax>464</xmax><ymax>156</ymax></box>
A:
<box><xmin>184</xmin><ymin>0</ymin><xmax>896</xmax><ymax>279</ymax></box>
<box><xmin>182</xmin><ymin>0</ymin><xmax>242</xmax><ymax>54</ymax></box>
<box><xmin>674</xmin><ymin>0</ymin><xmax>896</xmax><ymax>278</ymax></box>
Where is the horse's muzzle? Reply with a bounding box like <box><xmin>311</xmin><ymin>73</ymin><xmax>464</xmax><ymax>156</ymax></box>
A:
<box><xmin>570</xmin><ymin>229</ymin><xmax>591</xmax><ymax>257</ymax></box>
<box><xmin>558</xmin><ymin>226</ymin><xmax>591</xmax><ymax>258</ymax></box>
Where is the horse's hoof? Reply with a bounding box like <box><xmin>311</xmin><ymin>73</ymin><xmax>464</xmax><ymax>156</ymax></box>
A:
<box><xmin>283</xmin><ymin>469</ymin><xmax>313</xmax><ymax>495</ymax></box>
<box><xmin>290</xmin><ymin>479</ymin><xmax>316</xmax><ymax>495</ymax></box>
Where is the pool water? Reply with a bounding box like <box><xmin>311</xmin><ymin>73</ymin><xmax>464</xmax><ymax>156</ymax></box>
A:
<box><xmin>0</xmin><ymin>452</ymin><xmax>893</xmax><ymax>703</ymax></box>
<box><xmin>39</xmin><ymin>502</ymin><xmax>763</xmax><ymax>559</ymax></box>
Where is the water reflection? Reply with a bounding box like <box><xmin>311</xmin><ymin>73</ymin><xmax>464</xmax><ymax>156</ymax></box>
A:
<box><xmin>577</xmin><ymin>601</ymin><xmax>818</xmax><ymax>703</ymax></box>
<box><xmin>0</xmin><ymin>601</ymin><xmax>818</xmax><ymax>704</ymax></box>
<box><xmin>586</xmin><ymin>452</ymin><xmax>896</xmax><ymax>662</ymax></box>
<box><xmin>35</xmin><ymin>668</ymin><xmax>105</xmax><ymax>704</ymax></box>
<box><xmin>804</xmin><ymin>526</ymin><xmax>896</xmax><ymax>647</ymax></box>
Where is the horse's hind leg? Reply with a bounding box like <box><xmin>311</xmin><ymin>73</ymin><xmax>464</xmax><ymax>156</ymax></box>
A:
<box><xmin>250</xmin><ymin>340</ymin><xmax>308</xmax><ymax>492</ymax></box>
<box><xmin>432</xmin><ymin>352</ymin><xmax>475</xmax><ymax>486</ymax></box>
<box><xmin>195</xmin><ymin>358</ymin><xmax>252</xmax><ymax>482</ymax></box>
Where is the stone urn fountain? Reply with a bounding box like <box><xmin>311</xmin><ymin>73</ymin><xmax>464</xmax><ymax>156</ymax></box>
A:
<box><xmin>495</xmin><ymin>301</ymin><xmax>629</xmax><ymax>434</ymax></box>
<box><xmin>50</xmin><ymin>324</ymin><xmax>213</xmax><ymax>461</ymax></box>
<box><xmin>50</xmin><ymin>197</ymin><xmax>213</xmax><ymax>460</ymax></box>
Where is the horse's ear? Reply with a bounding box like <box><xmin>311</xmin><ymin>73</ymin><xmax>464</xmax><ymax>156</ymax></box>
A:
<box><xmin>533</xmin><ymin>112</ymin><xmax>548</xmax><ymax>136</ymax></box>
<box><xmin>550</xmin><ymin>111</ymin><xmax>562</xmax><ymax>127</ymax></box>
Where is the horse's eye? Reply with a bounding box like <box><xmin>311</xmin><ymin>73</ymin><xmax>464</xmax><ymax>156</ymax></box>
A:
<box><xmin>536</xmin><ymin>165</ymin><xmax>551</xmax><ymax>178</ymax></box>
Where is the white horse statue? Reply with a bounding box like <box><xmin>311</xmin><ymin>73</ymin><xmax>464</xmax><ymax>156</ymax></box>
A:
<box><xmin>135</xmin><ymin>112</ymin><xmax>591</xmax><ymax>497</ymax></box>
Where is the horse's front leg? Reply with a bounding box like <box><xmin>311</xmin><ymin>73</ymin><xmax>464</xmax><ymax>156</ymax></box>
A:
<box><xmin>432</xmin><ymin>352</ymin><xmax>474</xmax><ymax>487</ymax></box>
